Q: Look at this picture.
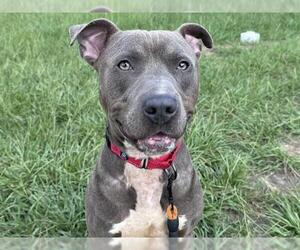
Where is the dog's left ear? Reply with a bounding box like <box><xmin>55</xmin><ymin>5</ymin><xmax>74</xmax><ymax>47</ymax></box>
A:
<box><xmin>177</xmin><ymin>23</ymin><xmax>213</xmax><ymax>58</ymax></box>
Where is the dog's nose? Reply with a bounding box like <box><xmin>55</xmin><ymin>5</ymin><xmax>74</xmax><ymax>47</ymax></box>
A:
<box><xmin>143</xmin><ymin>95</ymin><xmax>178</xmax><ymax>125</ymax></box>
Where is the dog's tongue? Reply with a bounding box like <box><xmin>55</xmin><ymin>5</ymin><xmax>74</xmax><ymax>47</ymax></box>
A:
<box><xmin>137</xmin><ymin>134</ymin><xmax>176</xmax><ymax>153</ymax></box>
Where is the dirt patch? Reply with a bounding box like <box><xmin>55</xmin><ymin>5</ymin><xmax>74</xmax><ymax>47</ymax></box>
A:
<box><xmin>260</xmin><ymin>167</ymin><xmax>300</xmax><ymax>192</ymax></box>
<box><xmin>280</xmin><ymin>137</ymin><xmax>300</xmax><ymax>157</ymax></box>
<box><xmin>225</xmin><ymin>208</ymin><xmax>242</xmax><ymax>223</ymax></box>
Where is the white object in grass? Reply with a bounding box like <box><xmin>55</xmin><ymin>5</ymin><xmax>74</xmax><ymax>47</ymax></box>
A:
<box><xmin>240</xmin><ymin>31</ymin><xmax>260</xmax><ymax>43</ymax></box>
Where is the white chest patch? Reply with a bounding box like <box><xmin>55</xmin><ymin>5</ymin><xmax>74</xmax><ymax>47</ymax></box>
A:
<box><xmin>109</xmin><ymin>141</ymin><xmax>187</xmax><ymax>237</ymax></box>
<box><xmin>109</xmin><ymin>163</ymin><xmax>166</xmax><ymax>237</ymax></box>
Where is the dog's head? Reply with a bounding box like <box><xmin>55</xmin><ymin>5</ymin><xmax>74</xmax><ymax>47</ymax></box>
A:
<box><xmin>70</xmin><ymin>19</ymin><xmax>213</xmax><ymax>155</ymax></box>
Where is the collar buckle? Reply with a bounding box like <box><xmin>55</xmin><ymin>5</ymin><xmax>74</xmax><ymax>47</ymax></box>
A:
<box><xmin>120</xmin><ymin>151</ymin><xmax>128</xmax><ymax>160</ymax></box>
<box><xmin>140</xmin><ymin>158</ymin><xmax>149</xmax><ymax>169</ymax></box>
<box><xmin>164</xmin><ymin>164</ymin><xmax>177</xmax><ymax>181</ymax></box>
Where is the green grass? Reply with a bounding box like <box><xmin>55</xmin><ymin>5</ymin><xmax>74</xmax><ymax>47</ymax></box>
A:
<box><xmin>1</xmin><ymin>0</ymin><xmax>299</xmax><ymax>12</ymax></box>
<box><xmin>0</xmin><ymin>13</ymin><xmax>299</xmax><ymax>237</ymax></box>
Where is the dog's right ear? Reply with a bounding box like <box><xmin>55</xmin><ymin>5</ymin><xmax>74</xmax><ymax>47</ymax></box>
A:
<box><xmin>69</xmin><ymin>19</ymin><xmax>119</xmax><ymax>68</ymax></box>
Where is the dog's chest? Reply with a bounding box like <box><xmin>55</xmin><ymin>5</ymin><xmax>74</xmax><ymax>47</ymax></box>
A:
<box><xmin>125</xmin><ymin>164</ymin><xmax>164</xmax><ymax>208</ymax></box>
<box><xmin>123</xmin><ymin>142</ymin><xmax>166</xmax><ymax>210</ymax></box>
<box><xmin>109</xmin><ymin>163</ymin><xmax>167</xmax><ymax>237</ymax></box>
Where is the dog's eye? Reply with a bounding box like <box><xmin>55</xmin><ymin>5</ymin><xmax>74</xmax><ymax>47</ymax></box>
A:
<box><xmin>117</xmin><ymin>60</ymin><xmax>133</xmax><ymax>71</ymax></box>
<box><xmin>177</xmin><ymin>61</ymin><xmax>190</xmax><ymax>70</ymax></box>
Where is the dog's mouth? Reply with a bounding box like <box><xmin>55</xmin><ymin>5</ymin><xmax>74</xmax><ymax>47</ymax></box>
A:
<box><xmin>136</xmin><ymin>132</ymin><xmax>177</xmax><ymax>154</ymax></box>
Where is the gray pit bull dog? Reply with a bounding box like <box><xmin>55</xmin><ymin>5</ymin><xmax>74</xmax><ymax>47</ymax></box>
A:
<box><xmin>69</xmin><ymin>18</ymin><xmax>213</xmax><ymax>237</ymax></box>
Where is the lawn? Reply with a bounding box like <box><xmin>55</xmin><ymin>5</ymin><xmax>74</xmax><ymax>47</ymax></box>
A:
<box><xmin>0</xmin><ymin>13</ymin><xmax>299</xmax><ymax>237</ymax></box>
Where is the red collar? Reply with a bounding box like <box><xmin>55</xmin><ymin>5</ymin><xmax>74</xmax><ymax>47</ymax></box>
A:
<box><xmin>106</xmin><ymin>137</ymin><xmax>181</xmax><ymax>170</ymax></box>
